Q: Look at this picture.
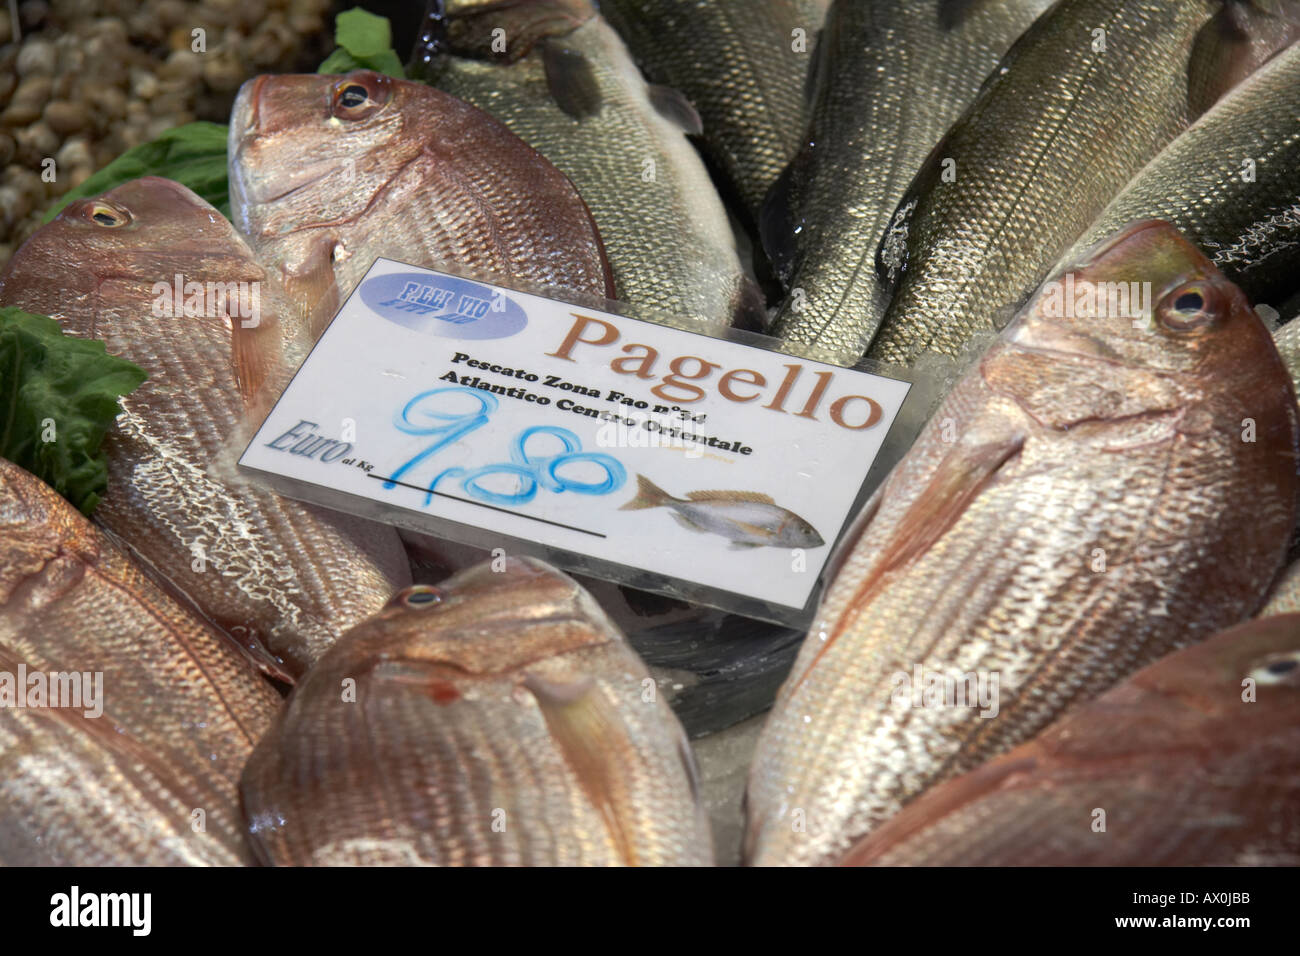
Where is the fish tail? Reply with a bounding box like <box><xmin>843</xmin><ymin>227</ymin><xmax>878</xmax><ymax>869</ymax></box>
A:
<box><xmin>620</xmin><ymin>474</ymin><xmax>672</xmax><ymax>511</ymax></box>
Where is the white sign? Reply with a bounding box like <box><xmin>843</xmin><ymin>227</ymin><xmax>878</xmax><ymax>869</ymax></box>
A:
<box><xmin>238</xmin><ymin>260</ymin><xmax>912</xmax><ymax>625</ymax></box>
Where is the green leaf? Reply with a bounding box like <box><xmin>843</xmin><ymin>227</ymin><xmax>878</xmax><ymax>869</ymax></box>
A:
<box><xmin>0</xmin><ymin>308</ymin><xmax>148</xmax><ymax>515</ymax></box>
<box><xmin>319</xmin><ymin>7</ymin><xmax>406</xmax><ymax>79</ymax></box>
<box><xmin>43</xmin><ymin>121</ymin><xmax>231</xmax><ymax>224</ymax></box>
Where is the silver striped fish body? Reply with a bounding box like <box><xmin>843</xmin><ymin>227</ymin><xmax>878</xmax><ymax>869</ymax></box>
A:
<box><xmin>746</xmin><ymin>222</ymin><xmax>1299</xmax><ymax>866</ymax></box>
<box><xmin>242</xmin><ymin>558</ymin><xmax>713</xmax><ymax>866</ymax></box>
<box><xmin>1061</xmin><ymin>41</ymin><xmax>1300</xmax><ymax>311</ymax></box>
<box><xmin>428</xmin><ymin>2</ymin><xmax>749</xmax><ymax>328</ymax></box>
<box><xmin>870</xmin><ymin>0</ymin><xmax>1225</xmax><ymax>369</ymax></box>
<box><xmin>768</xmin><ymin>0</ymin><xmax>1054</xmax><ymax>363</ymax></box>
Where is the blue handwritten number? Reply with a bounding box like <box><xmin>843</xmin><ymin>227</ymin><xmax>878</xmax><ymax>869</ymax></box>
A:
<box><xmin>386</xmin><ymin>388</ymin><xmax>625</xmax><ymax>507</ymax></box>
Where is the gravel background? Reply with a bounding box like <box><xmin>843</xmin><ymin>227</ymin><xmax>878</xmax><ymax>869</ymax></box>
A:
<box><xmin>0</xmin><ymin>0</ymin><xmax>335</xmax><ymax>268</ymax></box>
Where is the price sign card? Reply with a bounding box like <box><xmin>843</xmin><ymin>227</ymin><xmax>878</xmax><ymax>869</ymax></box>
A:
<box><xmin>238</xmin><ymin>259</ymin><xmax>915</xmax><ymax>626</ymax></box>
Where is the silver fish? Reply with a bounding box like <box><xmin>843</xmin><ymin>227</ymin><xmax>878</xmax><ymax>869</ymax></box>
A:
<box><xmin>620</xmin><ymin>473</ymin><xmax>824</xmax><ymax>550</ymax></box>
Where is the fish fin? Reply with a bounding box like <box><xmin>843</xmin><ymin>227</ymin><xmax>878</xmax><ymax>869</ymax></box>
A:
<box><xmin>787</xmin><ymin>435</ymin><xmax>1025</xmax><ymax>697</ymax></box>
<box><xmin>620</xmin><ymin>473</ymin><xmax>673</xmax><ymax>511</ymax></box>
<box><xmin>937</xmin><ymin>0</ymin><xmax>991</xmax><ymax>31</ymax></box>
<box><xmin>1188</xmin><ymin>1</ymin><xmax>1300</xmax><ymax>118</ymax></box>
<box><xmin>732</xmin><ymin>277</ymin><xmax>769</xmax><ymax>333</ymax></box>
<box><xmin>728</xmin><ymin>540</ymin><xmax>763</xmax><ymax>551</ymax></box>
<box><xmin>543</xmin><ymin>41</ymin><xmax>603</xmax><ymax>119</ymax></box>
<box><xmin>760</xmin><ymin>159</ymin><xmax>802</xmax><ymax>288</ymax></box>
<box><xmin>685</xmin><ymin>490</ymin><xmax>775</xmax><ymax>504</ymax></box>
<box><xmin>669</xmin><ymin>512</ymin><xmax>700</xmax><ymax>533</ymax></box>
<box><xmin>523</xmin><ymin>673</ymin><xmax>639</xmax><ymax>866</ymax></box>
<box><xmin>229</xmin><ymin>309</ymin><xmax>279</xmax><ymax>414</ymax></box>
<box><xmin>282</xmin><ymin>240</ymin><xmax>340</xmax><ymax>344</ymax></box>
<box><xmin>647</xmin><ymin>84</ymin><xmax>703</xmax><ymax>135</ymax></box>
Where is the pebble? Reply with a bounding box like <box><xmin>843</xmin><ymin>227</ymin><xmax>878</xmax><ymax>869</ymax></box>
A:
<box><xmin>15</xmin><ymin>38</ymin><xmax>57</xmax><ymax>76</ymax></box>
<box><xmin>44</xmin><ymin>100</ymin><xmax>90</xmax><ymax>136</ymax></box>
<box><xmin>0</xmin><ymin>0</ymin><xmax>332</xmax><ymax>268</ymax></box>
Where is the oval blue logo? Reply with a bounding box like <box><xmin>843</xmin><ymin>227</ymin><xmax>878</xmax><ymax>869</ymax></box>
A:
<box><xmin>360</xmin><ymin>272</ymin><xmax>528</xmax><ymax>340</ymax></box>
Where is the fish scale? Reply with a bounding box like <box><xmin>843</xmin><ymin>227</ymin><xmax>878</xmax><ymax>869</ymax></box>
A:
<box><xmin>1060</xmin><ymin>41</ymin><xmax>1300</xmax><ymax>310</ymax></box>
<box><xmin>745</xmin><ymin>221</ymin><xmax>1299</xmax><ymax>866</ymax></box>
<box><xmin>241</xmin><ymin>558</ymin><xmax>714</xmax><ymax>866</ymax></box>
<box><xmin>599</xmin><ymin>0</ymin><xmax>829</xmax><ymax>229</ymax></box>
<box><xmin>870</xmin><ymin>0</ymin><xmax>1235</xmax><ymax>370</ymax></box>
<box><xmin>841</xmin><ymin>615</ymin><xmax>1300</xmax><ymax>865</ymax></box>
<box><xmin>0</xmin><ymin>459</ymin><xmax>281</xmax><ymax>865</ymax></box>
<box><xmin>0</xmin><ymin>177</ymin><xmax>412</xmax><ymax>679</ymax></box>
<box><xmin>766</xmin><ymin>0</ymin><xmax>1055</xmax><ymax>364</ymax></box>
<box><xmin>425</xmin><ymin>1</ymin><xmax>751</xmax><ymax>328</ymax></box>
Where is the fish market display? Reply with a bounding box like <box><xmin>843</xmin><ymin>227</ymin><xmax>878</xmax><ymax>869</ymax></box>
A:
<box><xmin>241</xmin><ymin>558</ymin><xmax>713</xmax><ymax>866</ymax></box>
<box><xmin>1062</xmin><ymin>40</ymin><xmax>1300</xmax><ymax>311</ymax></box>
<box><xmin>599</xmin><ymin>0</ymin><xmax>830</xmax><ymax>230</ymax></box>
<box><xmin>229</xmin><ymin>69</ymin><xmax>614</xmax><ymax>343</ymax></box>
<box><xmin>419</xmin><ymin>0</ymin><xmax>756</xmax><ymax>329</ymax></box>
<box><xmin>745</xmin><ymin>221</ymin><xmax>1299</xmax><ymax>866</ymax></box>
<box><xmin>870</xmin><ymin>0</ymin><xmax>1298</xmax><ymax>369</ymax></box>
<box><xmin>767</xmin><ymin>0</ymin><xmax>1054</xmax><ymax>363</ymax></box>
<box><xmin>0</xmin><ymin>178</ymin><xmax>411</xmax><ymax>679</ymax></box>
<box><xmin>0</xmin><ymin>459</ymin><xmax>281</xmax><ymax>865</ymax></box>
<box><xmin>840</xmin><ymin>614</ymin><xmax>1300</xmax><ymax>866</ymax></box>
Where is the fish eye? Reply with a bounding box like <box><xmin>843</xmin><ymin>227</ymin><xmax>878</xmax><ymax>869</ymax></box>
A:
<box><xmin>331</xmin><ymin>74</ymin><xmax>391</xmax><ymax>119</ymax></box>
<box><xmin>1157</xmin><ymin>282</ymin><xmax>1219</xmax><ymax>331</ymax></box>
<box><xmin>83</xmin><ymin>202</ymin><xmax>130</xmax><ymax>228</ymax></box>
<box><xmin>1247</xmin><ymin>651</ymin><xmax>1300</xmax><ymax>686</ymax></box>
<box><xmin>398</xmin><ymin>585</ymin><xmax>442</xmax><ymax>610</ymax></box>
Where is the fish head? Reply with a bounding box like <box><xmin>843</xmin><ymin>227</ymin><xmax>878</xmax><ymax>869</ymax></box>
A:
<box><xmin>1135</xmin><ymin>613</ymin><xmax>1300</xmax><ymax>717</ymax></box>
<box><xmin>779</xmin><ymin>515</ymin><xmax>825</xmax><ymax>550</ymax></box>
<box><xmin>1</xmin><ymin>178</ymin><xmax>263</xmax><ymax>313</ymax></box>
<box><xmin>344</xmin><ymin>556</ymin><xmax>621</xmax><ymax>679</ymax></box>
<box><xmin>0</xmin><ymin>459</ymin><xmax>96</xmax><ymax>607</ymax></box>
<box><xmin>1007</xmin><ymin>219</ymin><xmax>1272</xmax><ymax>379</ymax></box>
<box><xmin>229</xmin><ymin>71</ymin><xmax>425</xmax><ymax>233</ymax></box>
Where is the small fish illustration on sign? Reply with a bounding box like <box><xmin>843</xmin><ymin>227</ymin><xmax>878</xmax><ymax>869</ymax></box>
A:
<box><xmin>620</xmin><ymin>474</ymin><xmax>823</xmax><ymax>550</ymax></box>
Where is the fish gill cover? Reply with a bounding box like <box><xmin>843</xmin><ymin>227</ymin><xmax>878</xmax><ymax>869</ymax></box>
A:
<box><xmin>0</xmin><ymin>308</ymin><xmax>148</xmax><ymax>516</ymax></box>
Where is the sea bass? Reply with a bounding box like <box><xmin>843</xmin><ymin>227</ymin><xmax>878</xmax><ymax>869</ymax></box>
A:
<box><xmin>767</xmin><ymin>0</ymin><xmax>1054</xmax><ymax>364</ymax></box>
<box><xmin>418</xmin><ymin>0</ymin><xmax>756</xmax><ymax>329</ymax></box>
<box><xmin>871</xmin><ymin>0</ymin><xmax>1300</xmax><ymax>370</ymax></box>
<box><xmin>620</xmin><ymin>473</ymin><xmax>824</xmax><ymax>550</ymax></box>
<box><xmin>1061</xmin><ymin>40</ymin><xmax>1300</xmax><ymax>312</ymax></box>
<box><xmin>745</xmin><ymin>221</ymin><xmax>1299</xmax><ymax>866</ymax></box>
<box><xmin>599</xmin><ymin>0</ymin><xmax>830</xmax><ymax>231</ymax></box>
<box><xmin>229</xmin><ymin>69</ymin><xmax>614</xmax><ymax>343</ymax></box>
<box><xmin>241</xmin><ymin>558</ymin><xmax>713</xmax><ymax>866</ymax></box>
<box><xmin>0</xmin><ymin>459</ymin><xmax>281</xmax><ymax>865</ymax></box>
<box><xmin>0</xmin><ymin>177</ymin><xmax>411</xmax><ymax>679</ymax></box>
<box><xmin>840</xmin><ymin>614</ymin><xmax>1300</xmax><ymax>866</ymax></box>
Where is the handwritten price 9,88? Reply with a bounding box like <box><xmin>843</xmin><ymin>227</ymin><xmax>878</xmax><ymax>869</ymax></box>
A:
<box><xmin>384</xmin><ymin>387</ymin><xmax>627</xmax><ymax>507</ymax></box>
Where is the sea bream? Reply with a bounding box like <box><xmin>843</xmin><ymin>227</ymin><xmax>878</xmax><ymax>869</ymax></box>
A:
<box><xmin>241</xmin><ymin>557</ymin><xmax>714</xmax><ymax>866</ymax></box>
<box><xmin>745</xmin><ymin>220</ymin><xmax>1300</xmax><ymax>866</ymax></box>
<box><xmin>0</xmin><ymin>177</ymin><xmax>411</xmax><ymax>679</ymax></box>
<box><xmin>620</xmin><ymin>474</ymin><xmax>824</xmax><ymax>550</ymax></box>
<box><xmin>840</xmin><ymin>614</ymin><xmax>1300</xmax><ymax>866</ymax></box>
<box><xmin>229</xmin><ymin>68</ymin><xmax>614</xmax><ymax>344</ymax></box>
<box><xmin>0</xmin><ymin>459</ymin><xmax>281</xmax><ymax>865</ymax></box>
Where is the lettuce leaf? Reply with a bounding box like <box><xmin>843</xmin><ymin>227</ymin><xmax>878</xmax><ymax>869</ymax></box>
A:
<box><xmin>43</xmin><ymin>121</ymin><xmax>231</xmax><ymax>224</ymax></box>
<box><xmin>319</xmin><ymin>7</ymin><xmax>406</xmax><ymax>78</ymax></box>
<box><xmin>0</xmin><ymin>308</ymin><xmax>148</xmax><ymax>515</ymax></box>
